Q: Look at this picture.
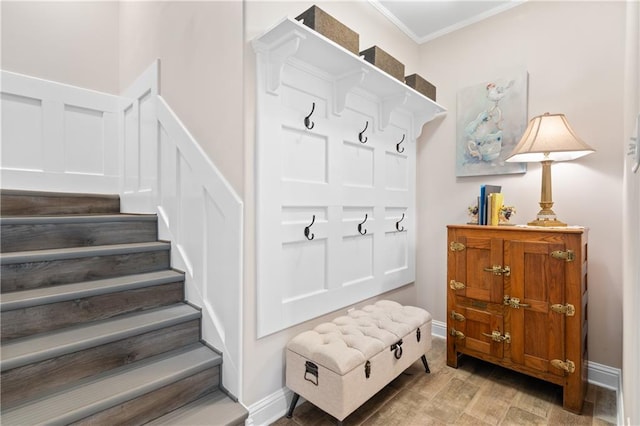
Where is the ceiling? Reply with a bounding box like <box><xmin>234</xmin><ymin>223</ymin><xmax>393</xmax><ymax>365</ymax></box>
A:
<box><xmin>369</xmin><ymin>0</ymin><xmax>526</xmax><ymax>44</ymax></box>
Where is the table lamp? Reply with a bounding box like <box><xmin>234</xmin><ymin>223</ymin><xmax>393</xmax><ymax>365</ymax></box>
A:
<box><xmin>506</xmin><ymin>112</ymin><xmax>595</xmax><ymax>226</ymax></box>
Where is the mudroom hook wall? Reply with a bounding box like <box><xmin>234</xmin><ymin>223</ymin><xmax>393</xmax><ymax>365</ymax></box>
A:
<box><xmin>304</xmin><ymin>102</ymin><xmax>315</xmax><ymax>130</ymax></box>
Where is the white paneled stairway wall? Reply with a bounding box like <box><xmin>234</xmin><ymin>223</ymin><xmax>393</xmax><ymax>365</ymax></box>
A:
<box><xmin>0</xmin><ymin>63</ymin><xmax>244</xmax><ymax>421</ymax></box>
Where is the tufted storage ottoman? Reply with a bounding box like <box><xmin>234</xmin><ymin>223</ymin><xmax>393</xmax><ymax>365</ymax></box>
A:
<box><xmin>285</xmin><ymin>300</ymin><xmax>432</xmax><ymax>423</ymax></box>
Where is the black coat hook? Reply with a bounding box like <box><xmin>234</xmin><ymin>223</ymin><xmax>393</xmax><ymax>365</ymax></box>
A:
<box><xmin>358</xmin><ymin>121</ymin><xmax>368</xmax><ymax>144</ymax></box>
<box><xmin>304</xmin><ymin>103</ymin><xmax>315</xmax><ymax>130</ymax></box>
<box><xmin>396</xmin><ymin>134</ymin><xmax>405</xmax><ymax>153</ymax></box>
<box><xmin>396</xmin><ymin>213</ymin><xmax>405</xmax><ymax>232</ymax></box>
<box><xmin>304</xmin><ymin>215</ymin><xmax>316</xmax><ymax>240</ymax></box>
<box><xmin>358</xmin><ymin>214</ymin><xmax>368</xmax><ymax>235</ymax></box>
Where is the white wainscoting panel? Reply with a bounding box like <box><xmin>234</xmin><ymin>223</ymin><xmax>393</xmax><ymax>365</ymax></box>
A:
<box><xmin>156</xmin><ymin>97</ymin><xmax>243</xmax><ymax>398</ymax></box>
<box><xmin>119</xmin><ymin>61</ymin><xmax>244</xmax><ymax>399</ymax></box>
<box><xmin>120</xmin><ymin>62</ymin><xmax>159</xmax><ymax>213</ymax></box>
<box><xmin>1</xmin><ymin>71</ymin><xmax>120</xmax><ymax>193</ymax></box>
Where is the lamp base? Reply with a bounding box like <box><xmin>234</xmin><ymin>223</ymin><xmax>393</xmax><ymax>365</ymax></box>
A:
<box><xmin>527</xmin><ymin>217</ymin><xmax>567</xmax><ymax>227</ymax></box>
<box><xmin>529</xmin><ymin>203</ymin><xmax>568</xmax><ymax>227</ymax></box>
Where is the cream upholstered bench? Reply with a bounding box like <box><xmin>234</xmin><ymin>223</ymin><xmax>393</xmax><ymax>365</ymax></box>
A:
<box><xmin>285</xmin><ymin>300</ymin><xmax>432</xmax><ymax>423</ymax></box>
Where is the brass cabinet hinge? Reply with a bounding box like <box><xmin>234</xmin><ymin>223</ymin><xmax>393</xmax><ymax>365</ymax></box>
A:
<box><xmin>482</xmin><ymin>330</ymin><xmax>511</xmax><ymax>344</ymax></box>
<box><xmin>449</xmin><ymin>328</ymin><xmax>465</xmax><ymax>339</ymax></box>
<box><xmin>551</xmin><ymin>249</ymin><xmax>575</xmax><ymax>262</ymax></box>
<box><xmin>450</xmin><ymin>310</ymin><xmax>465</xmax><ymax>322</ymax></box>
<box><xmin>551</xmin><ymin>359</ymin><xmax>576</xmax><ymax>374</ymax></box>
<box><xmin>449</xmin><ymin>280</ymin><xmax>466</xmax><ymax>291</ymax></box>
<box><xmin>483</xmin><ymin>265</ymin><xmax>511</xmax><ymax>276</ymax></box>
<box><xmin>550</xmin><ymin>303</ymin><xmax>576</xmax><ymax>316</ymax></box>
<box><xmin>449</xmin><ymin>241</ymin><xmax>465</xmax><ymax>252</ymax></box>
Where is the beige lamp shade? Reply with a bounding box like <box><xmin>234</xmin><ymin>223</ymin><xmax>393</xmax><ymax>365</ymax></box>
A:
<box><xmin>506</xmin><ymin>113</ymin><xmax>595</xmax><ymax>163</ymax></box>
<box><xmin>505</xmin><ymin>112</ymin><xmax>594</xmax><ymax>227</ymax></box>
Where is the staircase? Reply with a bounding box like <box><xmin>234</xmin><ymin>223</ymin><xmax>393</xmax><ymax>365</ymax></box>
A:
<box><xmin>0</xmin><ymin>189</ymin><xmax>248</xmax><ymax>425</ymax></box>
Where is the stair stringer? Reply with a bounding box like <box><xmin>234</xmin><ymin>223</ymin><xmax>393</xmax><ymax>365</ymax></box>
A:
<box><xmin>120</xmin><ymin>60</ymin><xmax>244</xmax><ymax>401</ymax></box>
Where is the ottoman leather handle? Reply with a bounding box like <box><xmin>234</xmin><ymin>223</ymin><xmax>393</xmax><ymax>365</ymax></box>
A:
<box><xmin>390</xmin><ymin>339</ymin><xmax>403</xmax><ymax>359</ymax></box>
<box><xmin>304</xmin><ymin>361</ymin><xmax>319</xmax><ymax>386</ymax></box>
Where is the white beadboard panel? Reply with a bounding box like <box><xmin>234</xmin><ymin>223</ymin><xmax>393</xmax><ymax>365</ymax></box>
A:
<box><xmin>341</xmin><ymin>234</ymin><xmax>374</xmax><ymax>287</ymax></box>
<box><xmin>385</xmin><ymin>151</ymin><xmax>409</xmax><ymax>191</ymax></box>
<box><xmin>157</xmin><ymin>124</ymin><xmax>177</xmax><ymax>233</ymax></box>
<box><xmin>120</xmin><ymin>61</ymin><xmax>158</xmax><ymax>213</ymax></box>
<box><xmin>0</xmin><ymin>70</ymin><xmax>120</xmax><ymax>193</ymax></box>
<box><xmin>281</xmin><ymin>127</ymin><xmax>328</xmax><ymax>184</ymax></box>
<box><xmin>63</xmin><ymin>105</ymin><xmax>105</xmax><ymax>174</ymax></box>
<box><xmin>1</xmin><ymin>92</ymin><xmax>44</xmax><ymax>171</ymax></box>
<box><xmin>139</xmin><ymin>91</ymin><xmax>157</xmax><ymax>192</ymax></box>
<box><xmin>155</xmin><ymin>95</ymin><xmax>243</xmax><ymax>400</ymax></box>
<box><xmin>281</xmin><ymin>238</ymin><xmax>328</xmax><ymax>302</ymax></box>
<box><xmin>176</xmin><ymin>149</ymin><xmax>202</xmax><ymax>279</ymax></box>
<box><xmin>342</xmin><ymin>141</ymin><xmax>375</xmax><ymax>188</ymax></box>
<box><xmin>122</xmin><ymin>103</ymin><xmax>139</xmax><ymax>194</ymax></box>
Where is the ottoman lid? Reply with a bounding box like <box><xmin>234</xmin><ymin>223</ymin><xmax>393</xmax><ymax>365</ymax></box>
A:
<box><xmin>287</xmin><ymin>300</ymin><xmax>431</xmax><ymax>375</ymax></box>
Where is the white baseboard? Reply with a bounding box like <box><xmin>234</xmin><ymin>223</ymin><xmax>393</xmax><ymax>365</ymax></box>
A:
<box><xmin>245</xmin><ymin>387</ymin><xmax>299</xmax><ymax>426</ymax></box>
<box><xmin>247</xmin><ymin>325</ymin><xmax>623</xmax><ymax>426</ymax></box>
<box><xmin>432</xmin><ymin>319</ymin><xmax>446</xmax><ymax>338</ymax></box>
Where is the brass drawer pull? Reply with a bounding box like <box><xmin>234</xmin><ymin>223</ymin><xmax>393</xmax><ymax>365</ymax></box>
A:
<box><xmin>483</xmin><ymin>265</ymin><xmax>511</xmax><ymax>276</ymax></box>
<box><xmin>503</xmin><ymin>295</ymin><xmax>530</xmax><ymax>309</ymax></box>
<box><xmin>551</xmin><ymin>359</ymin><xmax>576</xmax><ymax>374</ymax></box>
<box><xmin>450</xmin><ymin>310</ymin><xmax>465</xmax><ymax>322</ymax></box>
<box><xmin>481</xmin><ymin>330</ymin><xmax>511</xmax><ymax>343</ymax></box>
<box><xmin>449</xmin><ymin>328</ymin><xmax>465</xmax><ymax>339</ymax></box>
<box><xmin>449</xmin><ymin>280</ymin><xmax>466</xmax><ymax>290</ymax></box>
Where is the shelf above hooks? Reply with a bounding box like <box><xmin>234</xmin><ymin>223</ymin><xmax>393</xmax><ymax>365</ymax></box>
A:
<box><xmin>253</xmin><ymin>17</ymin><xmax>447</xmax><ymax>135</ymax></box>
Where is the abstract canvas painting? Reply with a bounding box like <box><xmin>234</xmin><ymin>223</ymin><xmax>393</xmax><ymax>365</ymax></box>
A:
<box><xmin>456</xmin><ymin>73</ymin><xmax>528</xmax><ymax>177</ymax></box>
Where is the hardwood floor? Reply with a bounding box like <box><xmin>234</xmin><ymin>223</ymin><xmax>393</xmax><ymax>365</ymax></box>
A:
<box><xmin>274</xmin><ymin>338</ymin><xmax>617</xmax><ymax>425</ymax></box>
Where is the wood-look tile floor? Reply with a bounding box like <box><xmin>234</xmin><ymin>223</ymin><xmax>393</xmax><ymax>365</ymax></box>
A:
<box><xmin>273</xmin><ymin>338</ymin><xmax>617</xmax><ymax>426</ymax></box>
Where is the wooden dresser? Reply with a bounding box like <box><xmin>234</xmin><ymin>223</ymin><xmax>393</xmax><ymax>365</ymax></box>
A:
<box><xmin>446</xmin><ymin>225</ymin><xmax>588</xmax><ymax>413</ymax></box>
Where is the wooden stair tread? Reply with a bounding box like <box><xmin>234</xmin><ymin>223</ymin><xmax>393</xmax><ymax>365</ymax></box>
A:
<box><xmin>147</xmin><ymin>390</ymin><xmax>248</xmax><ymax>426</ymax></box>
<box><xmin>1</xmin><ymin>344</ymin><xmax>219</xmax><ymax>425</ymax></box>
<box><xmin>1</xmin><ymin>304</ymin><xmax>201</xmax><ymax>371</ymax></box>
<box><xmin>1</xmin><ymin>270</ymin><xmax>184</xmax><ymax>311</ymax></box>
<box><xmin>0</xmin><ymin>214</ymin><xmax>157</xmax><ymax>225</ymax></box>
<box><xmin>0</xmin><ymin>241</ymin><xmax>170</xmax><ymax>264</ymax></box>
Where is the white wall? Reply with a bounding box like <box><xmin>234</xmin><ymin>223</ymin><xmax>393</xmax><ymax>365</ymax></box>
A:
<box><xmin>0</xmin><ymin>1</ymin><xmax>119</xmax><ymax>94</ymax></box>
<box><xmin>416</xmin><ymin>1</ymin><xmax>625</xmax><ymax>369</ymax></box>
<box><xmin>243</xmin><ymin>0</ymin><xmax>424</xmax><ymax>410</ymax></box>
<box><xmin>118</xmin><ymin>1</ymin><xmax>244</xmax><ymax>195</ymax></box>
<box><xmin>1</xmin><ymin>1</ymin><xmax>243</xmax><ymax>195</ymax></box>
<box><xmin>622</xmin><ymin>1</ymin><xmax>640</xmax><ymax>423</ymax></box>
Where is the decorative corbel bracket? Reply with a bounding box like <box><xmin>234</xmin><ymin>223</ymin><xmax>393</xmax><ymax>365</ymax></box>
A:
<box><xmin>334</xmin><ymin>68</ymin><xmax>367</xmax><ymax>115</ymax></box>
<box><xmin>253</xmin><ymin>31</ymin><xmax>305</xmax><ymax>94</ymax></box>
<box><xmin>413</xmin><ymin>108</ymin><xmax>447</xmax><ymax>139</ymax></box>
<box><xmin>379</xmin><ymin>92</ymin><xmax>409</xmax><ymax>131</ymax></box>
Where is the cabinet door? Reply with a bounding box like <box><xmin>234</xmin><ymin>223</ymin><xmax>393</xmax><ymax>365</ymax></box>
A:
<box><xmin>451</xmin><ymin>235</ymin><xmax>504</xmax><ymax>303</ymax></box>
<box><xmin>450</xmin><ymin>305</ymin><xmax>505</xmax><ymax>359</ymax></box>
<box><xmin>506</xmin><ymin>240</ymin><xmax>565</xmax><ymax>376</ymax></box>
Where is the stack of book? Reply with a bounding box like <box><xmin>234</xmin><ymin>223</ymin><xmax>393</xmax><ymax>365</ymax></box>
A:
<box><xmin>477</xmin><ymin>184</ymin><xmax>503</xmax><ymax>226</ymax></box>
